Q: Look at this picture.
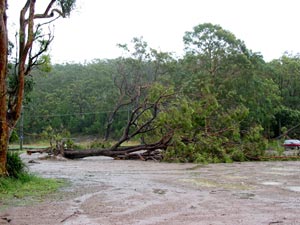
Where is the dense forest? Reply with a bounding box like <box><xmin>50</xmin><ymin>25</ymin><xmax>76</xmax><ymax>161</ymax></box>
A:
<box><xmin>18</xmin><ymin>23</ymin><xmax>300</xmax><ymax>162</ymax></box>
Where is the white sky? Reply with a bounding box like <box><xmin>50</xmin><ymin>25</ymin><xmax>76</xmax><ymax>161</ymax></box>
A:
<box><xmin>7</xmin><ymin>0</ymin><xmax>300</xmax><ymax>63</ymax></box>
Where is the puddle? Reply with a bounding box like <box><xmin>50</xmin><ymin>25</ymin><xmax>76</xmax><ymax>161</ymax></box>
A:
<box><xmin>286</xmin><ymin>186</ymin><xmax>300</xmax><ymax>192</ymax></box>
<box><xmin>180</xmin><ymin>178</ymin><xmax>217</xmax><ymax>187</ymax></box>
<box><xmin>264</xmin><ymin>172</ymin><xmax>292</xmax><ymax>176</ymax></box>
<box><xmin>232</xmin><ymin>192</ymin><xmax>255</xmax><ymax>199</ymax></box>
<box><xmin>180</xmin><ymin>178</ymin><xmax>251</xmax><ymax>190</ymax></box>
<box><xmin>153</xmin><ymin>188</ymin><xmax>167</xmax><ymax>195</ymax></box>
<box><xmin>261</xmin><ymin>181</ymin><xmax>282</xmax><ymax>186</ymax></box>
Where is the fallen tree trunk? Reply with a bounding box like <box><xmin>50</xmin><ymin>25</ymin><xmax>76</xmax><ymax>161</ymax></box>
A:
<box><xmin>63</xmin><ymin>148</ymin><xmax>163</xmax><ymax>160</ymax></box>
<box><xmin>63</xmin><ymin>135</ymin><xmax>172</xmax><ymax>160</ymax></box>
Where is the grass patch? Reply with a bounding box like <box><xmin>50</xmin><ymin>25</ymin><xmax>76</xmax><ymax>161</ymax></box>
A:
<box><xmin>0</xmin><ymin>173</ymin><xmax>66</xmax><ymax>210</ymax></box>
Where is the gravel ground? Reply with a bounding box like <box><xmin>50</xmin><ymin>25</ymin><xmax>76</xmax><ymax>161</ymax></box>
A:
<box><xmin>1</xmin><ymin>153</ymin><xmax>300</xmax><ymax>225</ymax></box>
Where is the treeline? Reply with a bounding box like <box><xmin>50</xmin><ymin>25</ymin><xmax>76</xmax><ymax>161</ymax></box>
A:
<box><xmin>21</xmin><ymin>23</ymin><xmax>300</xmax><ymax>162</ymax></box>
<box><xmin>24</xmin><ymin>61</ymin><xmax>118</xmax><ymax>136</ymax></box>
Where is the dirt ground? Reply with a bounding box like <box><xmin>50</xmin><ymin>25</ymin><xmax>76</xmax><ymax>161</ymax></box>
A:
<box><xmin>1</xmin><ymin>153</ymin><xmax>300</xmax><ymax>225</ymax></box>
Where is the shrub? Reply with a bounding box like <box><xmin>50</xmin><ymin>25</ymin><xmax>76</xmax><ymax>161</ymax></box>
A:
<box><xmin>9</xmin><ymin>130</ymin><xmax>19</xmax><ymax>143</ymax></box>
<box><xmin>6</xmin><ymin>151</ymin><xmax>27</xmax><ymax>178</ymax></box>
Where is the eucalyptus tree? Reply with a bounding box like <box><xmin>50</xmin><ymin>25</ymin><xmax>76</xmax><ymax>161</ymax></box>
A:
<box><xmin>268</xmin><ymin>53</ymin><xmax>300</xmax><ymax>136</ymax></box>
<box><xmin>183</xmin><ymin>23</ymin><xmax>249</xmax><ymax>78</ymax></box>
<box><xmin>269</xmin><ymin>54</ymin><xmax>300</xmax><ymax>110</ymax></box>
<box><xmin>182</xmin><ymin>23</ymin><xmax>281</xmax><ymax>137</ymax></box>
<box><xmin>182</xmin><ymin>23</ymin><xmax>252</xmax><ymax>108</ymax></box>
<box><xmin>0</xmin><ymin>0</ymin><xmax>76</xmax><ymax>176</ymax></box>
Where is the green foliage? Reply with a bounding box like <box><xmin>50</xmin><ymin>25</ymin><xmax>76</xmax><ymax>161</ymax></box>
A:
<box><xmin>269</xmin><ymin>54</ymin><xmax>300</xmax><ymax>110</ymax></box>
<box><xmin>185</xmin><ymin>23</ymin><xmax>245</xmax><ymax>51</ymax></box>
<box><xmin>274</xmin><ymin>107</ymin><xmax>300</xmax><ymax>138</ymax></box>
<box><xmin>7</xmin><ymin>69</ymin><xmax>35</xmax><ymax>105</ymax></box>
<box><xmin>183</xmin><ymin>22</ymin><xmax>249</xmax><ymax>77</ymax></box>
<box><xmin>158</xmin><ymin>94</ymin><xmax>266</xmax><ymax>163</ymax></box>
<box><xmin>25</xmin><ymin>61</ymin><xmax>117</xmax><ymax>136</ymax></box>
<box><xmin>41</xmin><ymin>126</ymin><xmax>72</xmax><ymax>154</ymax></box>
<box><xmin>182</xmin><ymin>23</ymin><xmax>281</xmax><ymax>139</ymax></box>
<box><xmin>240</xmin><ymin>125</ymin><xmax>267</xmax><ymax>159</ymax></box>
<box><xmin>265</xmin><ymin>139</ymin><xmax>285</xmax><ymax>156</ymax></box>
<box><xmin>268</xmin><ymin>54</ymin><xmax>300</xmax><ymax>137</ymax></box>
<box><xmin>9</xmin><ymin>130</ymin><xmax>19</xmax><ymax>143</ymax></box>
<box><xmin>60</xmin><ymin>138</ymin><xmax>84</xmax><ymax>150</ymax></box>
<box><xmin>57</xmin><ymin>0</ymin><xmax>76</xmax><ymax>17</ymax></box>
<box><xmin>6</xmin><ymin>152</ymin><xmax>27</xmax><ymax>179</ymax></box>
<box><xmin>37</xmin><ymin>55</ymin><xmax>52</xmax><ymax>73</ymax></box>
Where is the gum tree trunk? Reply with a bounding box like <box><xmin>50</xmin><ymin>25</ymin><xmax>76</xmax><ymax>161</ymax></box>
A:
<box><xmin>0</xmin><ymin>0</ymin><xmax>8</xmax><ymax>176</ymax></box>
<box><xmin>0</xmin><ymin>0</ymin><xmax>76</xmax><ymax>176</ymax></box>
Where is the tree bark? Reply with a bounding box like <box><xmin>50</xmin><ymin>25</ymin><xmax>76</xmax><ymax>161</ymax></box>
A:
<box><xmin>0</xmin><ymin>0</ymin><xmax>8</xmax><ymax>176</ymax></box>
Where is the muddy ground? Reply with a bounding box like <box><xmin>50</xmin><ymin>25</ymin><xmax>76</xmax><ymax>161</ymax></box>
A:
<box><xmin>1</xmin><ymin>154</ymin><xmax>300</xmax><ymax>225</ymax></box>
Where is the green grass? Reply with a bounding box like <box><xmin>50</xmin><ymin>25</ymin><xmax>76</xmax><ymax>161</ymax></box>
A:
<box><xmin>0</xmin><ymin>173</ymin><xmax>66</xmax><ymax>210</ymax></box>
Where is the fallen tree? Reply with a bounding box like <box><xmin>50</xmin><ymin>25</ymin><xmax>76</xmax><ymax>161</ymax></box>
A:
<box><xmin>61</xmin><ymin>85</ymin><xmax>174</xmax><ymax>160</ymax></box>
<box><xmin>63</xmin><ymin>132</ymin><xmax>173</xmax><ymax>160</ymax></box>
<box><xmin>54</xmin><ymin>39</ymin><xmax>173</xmax><ymax>161</ymax></box>
<box><xmin>30</xmin><ymin>38</ymin><xmax>177</xmax><ymax>161</ymax></box>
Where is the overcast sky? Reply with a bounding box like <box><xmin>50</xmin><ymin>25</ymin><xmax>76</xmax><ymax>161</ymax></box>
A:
<box><xmin>7</xmin><ymin>0</ymin><xmax>300</xmax><ymax>63</ymax></box>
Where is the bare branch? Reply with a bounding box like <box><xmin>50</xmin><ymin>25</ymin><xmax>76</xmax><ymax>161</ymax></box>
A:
<box><xmin>31</xmin><ymin>0</ymin><xmax>63</xmax><ymax>20</ymax></box>
<box><xmin>111</xmin><ymin>93</ymin><xmax>173</xmax><ymax>150</ymax></box>
<box><xmin>34</xmin><ymin>8</ymin><xmax>64</xmax><ymax>19</ymax></box>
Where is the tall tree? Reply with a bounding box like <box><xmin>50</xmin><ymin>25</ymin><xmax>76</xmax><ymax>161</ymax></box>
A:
<box><xmin>0</xmin><ymin>0</ymin><xmax>8</xmax><ymax>176</ymax></box>
<box><xmin>269</xmin><ymin>54</ymin><xmax>300</xmax><ymax>110</ymax></box>
<box><xmin>183</xmin><ymin>23</ymin><xmax>249</xmax><ymax>78</ymax></box>
<box><xmin>0</xmin><ymin>0</ymin><xmax>76</xmax><ymax>176</ymax></box>
<box><xmin>268</xmin><ymin>53</ymin><xmax>300</xmax><ymax>137</ymax></box>
<box><xmin>182</xmin><ymin>23</ymin><xmax>281</xmax><ymax>137</ymax></box>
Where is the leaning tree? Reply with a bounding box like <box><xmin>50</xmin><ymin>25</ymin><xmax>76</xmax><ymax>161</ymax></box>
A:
<box><xmin>64</xmin><ymin>38</ymin><xmax>176</xmax><ymax>160</ymax></box>
<box><xmin>0</xmin><ymin>0</ymin><xmax>76</xmax><ymax>176</ymax></box>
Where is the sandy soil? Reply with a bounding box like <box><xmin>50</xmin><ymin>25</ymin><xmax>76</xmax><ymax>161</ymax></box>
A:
<box><xmin>1</xmin><ymin>153</ymin><xmax>300</xmax><ymax>225</ymax></box>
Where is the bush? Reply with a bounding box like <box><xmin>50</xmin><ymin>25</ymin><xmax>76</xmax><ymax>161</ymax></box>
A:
<box><xmin>6</xmin><ymin>151</ymin><xmax>27</xmax><ymax>178</ymax></box>
<box><xmin>9</xmin><ymin>130</ymin><xmax>19</xmax><ymax>143</ymax></box>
